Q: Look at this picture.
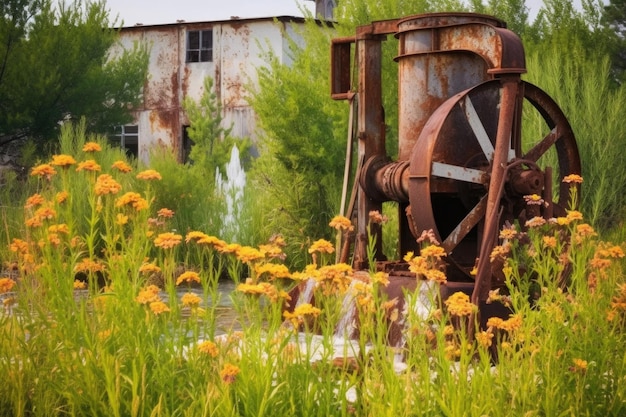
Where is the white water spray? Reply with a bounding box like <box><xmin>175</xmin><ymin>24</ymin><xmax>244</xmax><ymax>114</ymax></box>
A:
<box><xmin>215</xmin><ymin>145</ymin><xmax>246</xmax><ymax>242</ymax></box>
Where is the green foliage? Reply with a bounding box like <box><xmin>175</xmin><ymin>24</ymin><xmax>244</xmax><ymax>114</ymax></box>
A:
<box><xmin>523</xmin><ymin>41</ymin><xmax>626</xmax><ymax>231</ymax></box>
<box><xmin>0</xmin><ymin>0</ymin><xmax>149</xmax><ymax>150</ymax></box>
<box><xmin>183</xmin><ymin>76</ymin><xmax>252</xmax><ymax>178</ymax></box>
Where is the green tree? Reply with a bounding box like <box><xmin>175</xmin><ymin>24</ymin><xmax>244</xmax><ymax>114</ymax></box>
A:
<box><xmin>182</xmin><ymin>76</ymin><xmax>251</xmax><ymax>178</ymax></box>
<box><xmin>0</xmin><ymin>0</ymin><xmax>148</xmax><ymax>151</ymax></box>
<box><xmin>603</xmin><ymin>0</ymin><xmax>626</xmax><ymax>81</ymax></box>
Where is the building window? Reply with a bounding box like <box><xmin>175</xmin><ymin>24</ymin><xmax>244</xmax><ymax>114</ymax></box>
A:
<box><xmin>112</xmin><ymin>125</ymin><xmax>139</xmax><ymax>158</ymax></box>
<box><xmin>186</xmin><ymin>30</ymin><xmax>213</xmax><ymax>62</ymax></box>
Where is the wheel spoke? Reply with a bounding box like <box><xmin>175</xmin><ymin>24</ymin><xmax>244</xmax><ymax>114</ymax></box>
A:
<box><xmin>431</xmin><ymin>161</ymin><xmax>486</xmax><ymax>184</ymax></box>
<box><xmin>442</xmin><ymin>195</ymin><xmax>487</xmax><ymax>254</ymax></box>
<box><xmin>523</xmin><ymin>127</ymin><xmax>560</xmax><ymax>162</ymax></box>
<box><xmin>462</xmin><ymin>96</ymin><xmax>494</xmax><ymax>162</ymax></box>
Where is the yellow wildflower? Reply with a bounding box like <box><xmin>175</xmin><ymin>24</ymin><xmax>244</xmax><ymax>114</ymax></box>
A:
<box><xmin>476</xmin><ymin>330</ymin><xmax>494</xmax><ymax>348</ymax></box>
<box><xmin>524</xmin><ymin>194</ymin><xmax>544</xmax><ymax>205</ymax></box>
<box><xmin>236</xmin><ymin>246</ymin><xmax>265</xmax><ymax>263</ymax></box>
<box><xmin>82</xmin><ymin>142</ymin><xmax>102</xmax><ymax>152</ymax></box>
<box><xmin>566</xmin><ymin>210</ymin><xmax>583</xmax><ymax>223</ymax></box>
<box><xmin>444</xmin><ymin>292</ymin><xmax>476</xmax><ymax>317</ymax></box>
<box><xmin>570</xmin><ymin>358</ymin><xmax>588</xmax><ymax>373</ymax></box>
<box><xmin>198</xmin><ymin>340</ymin><xmax>219</xmax><ymax>357</ymax></box>
<box><xmin>112</xmin><ymin>160</ymin><xmax>133</xmax><ymax>173</ymax></box>
<box><xmin>176</xmin><ymin>271</ymin><xmax>201</xmax><ymax>285</ymax></box>
<box><xmin>220</xmin><ymin>363</ymin><xmax>241</xmax><ymax>385</ymax></box>
<box><xmin>498</xmin><ymin>314</ymin><xmax>523</xmax><ymax>332</ymax></box>
<box><xmin>499</xmin><ymin>226</ymin><xmax>518</xmax><ymax>240</ymax></box>
<box><xmin>139</xmin><ymin>263</ymin><xmax>161</xmax><ymax>274</ymax></box>
<box><xmin>563</xmin><ymin>174</ymin><xmax>583</xmax><ymax>184</ymax></box>
<box><xmin>116</xmin><ymin>213</ymin><xmax>129</xmax><ymax>225</ymax></box>
<box><xmin>136</xmin><ymin>169</ymin><xmax>162</xmax><ymax>181</ymax></box>
<box><xmin>420</xmin><ymin>244</ymin><xmax>446</xmax><ymax>259</ymax></box>
<box><xmin>283</xmin><ymin>303</ymin><xmax>322</xmax><ymax>328</ymax></box>
<box><xmin>76</xmin><ymin>159</ymin><xmax>101</xmax><ymax>172</ymax></box>
<box><xmin>308</xmin><ymin>239</ymin><xmax>335</xmax><ymax>254</ymax></box>
<box><xmin>254</xmin><ymin>263</ymin><xmax>291</xmax><ymax>280</ymax></box>
<box><xmin>74</xmin><ymin>280</ymin><xmax>87</xmax><ymax>290</ymax></box>
<box><xmin>329</xmin><ymin>215</ymin><xmax>354</xmax><ymax>232</ymax></box>
<box><xmin>51</xmin><ymin>154</ymin><xmax>76</xmax><ymax>167</ymax></box>
<box><xmin>372</xmin><ymin>271</ymin><xmax>390</xmax><ymax>286</ymax></box>
<box><xmin>149</xmin><ymin>301</ymin><xmax>170</xmax><ymax>315</ymax></box>
<box><xmin>30</xmin><ymin>163</ymin><xmax>56</xmax><ymax>180</ymax></box>
<box><xmin>316</xmin><ymin>263</ymin><xmax>353</xmax><ymax>295</ymax></box>
<box><xmin>218</xmin><ymin>243</ymin><xmax>242</xmax><ymax>254</ymax></box>
<box><xmin>181</xmin><ymin>292</ymin><xmax>202</xmax><ymax>307</ymax></box>
<box><xmin>185</xmin><ymin>231</ymin><xmax>210</xmax><ymax>243</ymax></box>
<box><xmin>136</xmin><ymin>285</ymin><xmax>161</xmax><ymax>304</ymax></box>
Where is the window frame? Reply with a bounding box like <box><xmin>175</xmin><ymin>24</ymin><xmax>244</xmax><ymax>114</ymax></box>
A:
<box><xmin>186</xmin><ymin>29</ymin><xmax>213</xmax><ymax>63</ymax></box>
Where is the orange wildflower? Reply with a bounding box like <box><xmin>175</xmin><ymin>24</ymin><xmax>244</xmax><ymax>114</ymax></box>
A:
<box><xmin>149</xmin><ymin>301</ymin><xmax>170</xmax><ymax>315</ymax></box>
<box><xmin>329</xmin><ymin>215</ymin><xmax>354</xmax><ymax>232</ymax></box>
<box><xmin>82</xmin><ymin>142</ymin><xmax>102</xmax><ymax>152</ymax></box>
<box><xmin>56</xmin><ymin>191</ymin><xmax>69</xmax><ymax>204</ymax></box>
<box><xmin>136</xmin><ymin>285</ymin><xmax>161</xmax><ymax>304</ymax></box>
<box><xmin>136</xmin><ymin>169</ymin><xmax>162</xmax><ymax>181</ymax></box>
<box><xmin>116</xmin><ymin>213</ymin><xmax>129</xmax><ymax>225</ymax></box>
<box><xmin>220</xmin><ymin>363</ymin><xmax>240</xmax><ymax>385</ymax></box>
<box><xmin>368</xmin><ymin>210</ymin><xmax>388</xmax><ymax>224</ymax></box>
<box><xmin>95</xmin><ymin>174</ymin><xmax>122</xmax><ymax>196</ymax></box>
<box><xmin>24</xmin><ymin>193</ymin><xmax>45</xmax><ymax>209</ymax></box>
<box><xmin>153</xmin><ymin>232</ymin><xmax>182</xmax><ymax>249</ymax></box>
<box><xmin>34</xmin><ymin>206</ymin><xmax>56</xmax><ymax>221</ymax></box>
<box><xmin>157</xmin><ymin>208</ymin><xmax>175</xmax><ymax>218</ymax></box>
<box><xmin>9</xmin><ymin>238</ymin><xmax>29</xmax><ymax>254</ymax></box>
<box><xmin>74</xmin><ymin>258</ymin><xmax>106</xmax><ymax>274</ymax></box>
<box><xmin>176</xmin><ymin>271</ymin><xmax>201</xmax><ymax>285</ymax></box>
<box><xmin>115</xmin><ymin>192</ymin><xmax>149</xmax><ymax>211</ymax></box>
<box><xmin>308</xmin><ymin>239</ymin><xmax>335</xmax><ymax>255</ymax></box>
<box><xmin>476</xmin><ymin>330</ymin><xmax>494</xmax><ymax>348</ymax></box>
<box><xmin>0</xmin><ymin>278</ymin><xmax>16</xmax><ymax>293</ymax></box>
<box><xmin>48</xmin><ymin>224</ymin><xmax>69</xmax><ymax>234</ymax></box>
<box><xmin>50</xmin><ymin>154</ymin><xmax>76</xmax><ymax>167</ymax></box>
<box><xmin>563</xmin><ymin>174</ymin><xmax>583</xmax><ymax>184</ymax></box>
<box><xmin>112</xmin><ymin>160</ymin><xmax>133</xmax><ymax>173</ymax></box>
<box><xmin>139</xmin><ymin>263</ymin><xmax>161</xmax><ymax>274</ymax></box>
<box><xmin>74</xmin><ymin>280</ymin><xmax>87</xmax><ymax>290</ymax></box>
<box><xmin>30</xmin><ymin>163</ymin><xmax>56</xmax><ymax>180</ymax></box>
<box><xmin>76</xmin><ymin>159</ymin><xmax>101</xmax><ymax>172</ymax></box>
<box><xmin>198</xmin><ymin>340</ymin><xmax>219</xmax><ymax>357</ymax></box>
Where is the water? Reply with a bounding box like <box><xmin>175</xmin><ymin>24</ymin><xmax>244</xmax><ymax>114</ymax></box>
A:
<box><xmin>215</xmin><ymin>145</ymin><xmax>246</xmax><ymax>242</ymax></box>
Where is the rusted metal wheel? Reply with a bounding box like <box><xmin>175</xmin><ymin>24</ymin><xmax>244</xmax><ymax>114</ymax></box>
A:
<box><xmin>408</xmin><ymin>78</ymin><xmax>581</xmax><ymax>282</ymax></box>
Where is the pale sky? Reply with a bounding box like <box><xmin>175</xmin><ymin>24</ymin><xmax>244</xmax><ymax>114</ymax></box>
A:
<box><xmin>105</xmin><ymin>0</ymin><xmax>316</xmax><ymax>26</ymax></box>
<box><xmin>102</xmin><ymin>0</ymin><xmax>554</xmax><ymax>27</ymax></box>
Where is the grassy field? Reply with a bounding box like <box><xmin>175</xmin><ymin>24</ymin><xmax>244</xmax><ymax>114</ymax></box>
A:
<box><xmin>0</xmin><ymin>127</ymin><xmax>625</xmax><ymax>416</ymax></box>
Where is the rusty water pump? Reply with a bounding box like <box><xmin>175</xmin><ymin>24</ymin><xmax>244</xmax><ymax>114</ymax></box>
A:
<box><xmin>331</xmin><ymin>13</ymin><xmax>581</xmax><ymax>315</ymax></box>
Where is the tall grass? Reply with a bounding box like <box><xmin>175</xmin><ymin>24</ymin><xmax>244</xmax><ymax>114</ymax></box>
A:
<box><xmin>0</xmin><ymin>125</ymin><xmax>625</xmax><ymax>416</ymax></box>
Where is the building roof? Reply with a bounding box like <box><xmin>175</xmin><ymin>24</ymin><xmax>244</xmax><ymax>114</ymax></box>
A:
<box><xmin>117</xmin><ymin>15</ymin><xmax>307</xmax><ymax>31</ymax></box>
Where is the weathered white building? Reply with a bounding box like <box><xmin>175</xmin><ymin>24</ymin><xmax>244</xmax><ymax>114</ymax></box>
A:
<box><xmin>110</xmin><ymin>16</ymin><xmax>308</xmax><ymax>162</ymax></box>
